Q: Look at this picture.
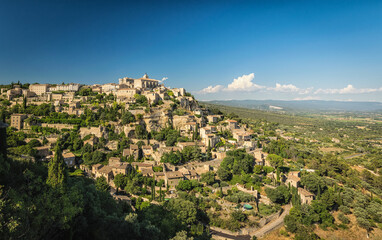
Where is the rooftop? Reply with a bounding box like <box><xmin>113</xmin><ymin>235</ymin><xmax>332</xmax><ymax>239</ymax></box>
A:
<box><xmin>166</xmin><ymin>171</ymin><xmax>184</xmax><ymax>179</ymax></box>
<box><xmin>298</xmin><ymin>187</ymin><xmax>315</xmax><ymax>196</ymax></box>
<box><xmin>63</xmin><ymin>152</ymin><xmax>75</xmax><ymax>158</ymax></box>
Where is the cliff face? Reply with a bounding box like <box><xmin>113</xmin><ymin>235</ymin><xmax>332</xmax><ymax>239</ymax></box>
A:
<box><xmin>179</xmin><ymin>97</ymin><xmax>199</xmax><ymax>111</ymax></box>
<box><xmin>79</xmin><ymin>126</ymin><xmax>108</xmax><ymax>139</ymax></box>
<box><xmin>172</xmin><ymin>115</ymin><xmax>196</xmax><ymax>129</ymax></box>
<box><xmin>143</xmin><ymin>110</ymin><xmax>171</xmax><ymax>132</ymax></box>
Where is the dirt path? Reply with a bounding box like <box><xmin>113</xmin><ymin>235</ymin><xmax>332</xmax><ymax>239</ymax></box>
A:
<box><xmin>253</xmin><ymin>204</ymin><xmax>292</xmax><ymax>238</ymax></box>
<box><xmin>344</xmin><ymin>153</ymin><xmax>367</xmax><ymax>159</ymax></box>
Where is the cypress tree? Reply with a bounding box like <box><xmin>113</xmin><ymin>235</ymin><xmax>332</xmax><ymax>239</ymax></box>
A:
<box><xmin>22</xmin><ymin>96</ymin><xmax>27</xmax><ymax>110</ymax></box>
<box><xmin>151</xmin><ymin>181</ymin><xmax>155</xmax><ymax>200</ymax></box>
<box><xmin>47</xmin><ymin>140</ymin><xmax>67</xmax><ymax>187</ymax></box>
<box><xmin>317</xmin><ymin>185</ymin><xmax>321</xmax><ymax>200</ymax></box>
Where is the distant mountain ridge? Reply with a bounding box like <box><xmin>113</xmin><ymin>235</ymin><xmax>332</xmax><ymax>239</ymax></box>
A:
<box><xmin>203</xmin><ymin>99</ymin><xmax>382</xmax><ymax>112</ymax></box>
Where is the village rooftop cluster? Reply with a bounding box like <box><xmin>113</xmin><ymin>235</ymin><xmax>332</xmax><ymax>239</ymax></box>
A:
<box><xmin>2</xmin><ymin>73</ymin><xmax>317</xmax><ymax>238</ymax></box>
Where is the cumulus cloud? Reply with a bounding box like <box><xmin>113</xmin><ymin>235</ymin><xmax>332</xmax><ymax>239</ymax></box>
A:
<box><xmin>269</xmin><ymin>83</ymin><xmax>299</xmax><ymax>92</ymax></box>
<box><xmin>225</xmin><ymin>73</ymin><xmax>264</xmax><ymax>91</ymax></box>
<box><xmin>199</xmin><ymin>85</ymin><xmax>224</xmax><ymax>93</ymax></box>
<box><xmin>199</xmin><ymin>73</ymin><xmax>264</xmax><ymax>94</ymax></box>
<box><xmin>160</xmin><ymin>77</ymin><xmax>168</xmax><ymax>82</ymax></box>
<box><xmin>266</xmin><ymin>83</ymin><xmax>313</xmax><ymax>94</ymax></box>
<box><xmin>198</xmin><ymin>74</ymin><xmax>382</xmax><ymax>98</ymax></box>
<box><xmin>314</xmin><ymin>85</ymin><xmax>382</xmax><ymax>94</ymax></box>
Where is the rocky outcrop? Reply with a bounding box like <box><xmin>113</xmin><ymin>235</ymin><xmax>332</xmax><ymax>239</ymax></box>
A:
<box><xmin>143</xmin><ymin>110</ymin><xmax>171</xmax><ymax>132</ymax></box>
<box><xmin>179</xmin><ymin>96</ymin><xmax>198</xmax><ymax>111</ymax></box>
<box><xmin>79</xmin><ymin>126</ymin><xmax>108</xmax><ymax>139</ymax></box>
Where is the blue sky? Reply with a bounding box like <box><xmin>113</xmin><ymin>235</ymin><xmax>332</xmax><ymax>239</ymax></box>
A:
<box><xmin>0</xmin><ymin>0</ymin><xmax>381</xmax><ymax>101</ymax></box>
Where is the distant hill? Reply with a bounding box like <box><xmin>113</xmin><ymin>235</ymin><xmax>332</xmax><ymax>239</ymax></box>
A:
<box><xmin>203</xmin><ymin>100</ymin><xmax>382</xmax><ymax>113</ymax></box>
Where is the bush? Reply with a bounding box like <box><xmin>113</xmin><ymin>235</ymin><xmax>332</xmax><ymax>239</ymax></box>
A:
<box><xmin>225</xmin><ymin>191</ymin><xmax>255</xmax><ymax>203</ymax></box>
<box><xmin>231</xmin><ymin>210</ymin><xmax>247</xmax><ymax>222</ymax></box>
<box><xmin>258</xmin><ymin>203</ymin><xmax>280</xmax><ymax>216</ymax></box>
<box><xmin>279</xmin><ymin>229</ymin><xmax>289</xmax><ymax>237</ymax></box>
<box><xmin>339</xmin><ymin>205</ymin><xmax>351</xmax><ymax>215</ymax></box>
<box><xmin>265</xmin><ymin>185</ymin><xmax>291</xmax><ymax>205</ymax></box>
<box><xmin>338</xmin><ymin>212</ymin><xmax>350</xmax><ymax>224</ymax></box>
<box><xmin>220</xmin><ymin>181</ymin><xmax>229</xmax><ymax>187</ymax></box>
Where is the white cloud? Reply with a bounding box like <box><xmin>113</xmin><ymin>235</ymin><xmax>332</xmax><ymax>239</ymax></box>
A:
<box><xmin>199</xmin><ymin>73</ymin><xmax>264</xmax><ymax>94</ymax></box>
<box><xmin>293</xmin><ymin>96</ymin><xmax>321</xmax><ymax>101</ymax></box>
<box><xmin>314</xmin><ymin>85</ymin><xmax>382</xmax><ymax>94</ymax></box>
<box><xmin>270</xmin><ymin>83</ymin><xmax>299</xmax><ymax>92</ymax></box>
<box><xmin>225</xmin><ymin>73</ymin><xmax>264</xmax><ymax>91</ymax></box>
<box><xmin>267</xmin><ymin>83</ymin><xmax>313</xmax><ymax>94</ymax></box>
<box><xmin>199</xmin><ymin>85</ymin><xmax>224</xmax><ymax>93</ymax></box>
<box><xmin>160</xmin><ymin>77</ymin><xmax>168</xmax><ymax>82</ymax></box>
<box><xmin>198</xmin><ymin>73</ymin><xmax>382</xmax><ymax>99</ymax></box>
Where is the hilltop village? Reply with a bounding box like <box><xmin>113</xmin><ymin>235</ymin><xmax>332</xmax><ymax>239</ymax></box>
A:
<box><xmin>1</xmin><ymin>74</ymin><xmax>381</xmax><ymax>240</ymax></box>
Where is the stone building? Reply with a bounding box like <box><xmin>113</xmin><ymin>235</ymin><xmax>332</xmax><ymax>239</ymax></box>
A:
<box><xmin>227</xmin><ymin>120</ymin><xmax>238</xmax><ymax>129</ymax></box>
<box><xmin>164</xmin><ymin>171</ymin><xmax>184</xmax><ymax>188</ymax></box>
<box><xmin>49</xmin><ymin>83</ymin><xmax>80</xmax><ymax>92</ymax></box>
<box><xmin>10</xmin><ymin>114</ymin><xmax>27</xmax><ymax>130</ymax></box>
<box><xmin>119</xmin><ymin>74</ymin><xmax>159</xmax><ymax>89</ymax></box>
<box><xmin>30</xmin><ymin>84</ymin><xmax>49</xmax><ymax>95</ymax></box>
<box><xmin>298</xmin><ymin>187</ymin><xmax>314</xmax><ymax>204</ymax></box>
<box><xmin>285</xmin><ymin>174</ymin><xmax>301</xmax><ymax>188</ymax></box>
<box><xmin>116</xmin><ymin>88</ymin><xmax>140</xmax><ymax>99</ymax></box>
<box><xmin>63</xmin><ymin>152</ymin><xmax>76</xmax><ymax>167</ymax></box>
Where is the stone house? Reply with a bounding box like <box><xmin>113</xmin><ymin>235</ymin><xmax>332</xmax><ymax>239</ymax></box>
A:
<box><xmin>285</xmin><ymin>175</ymin><xmax>301</xmax><ymax>188</ymax></box>
<box><xmin>227</xmin><ymin>120</ymin><xmax>238</xmax><ymax>129</ymax></box>
<box><xmin>111</xmin><ymin>163</ymin><xmax>131</xmax><ymax>176</ymax></box>
<box><xmin>165</xmin><ymin>171</ymin><xmax>184</xmax><ymax>188</ymax></box>
<box><xmin>98</xmin><ymin>166</ymin><xmax>114</xmax><ymax>186</ymax></box>
<box><xmin>62</xmin><ymin>152</ymin><xmax>76</xmax><ymax>167</ymax></box>
<box><xmin>298</xmin><ymin>187</ymin><xmax>314</xmax><ymax>204</ymax></box>
<box><xmin>207</xmin><ymin>115</ymin><xmax>222</xmax><ymax>123</ymax></box>
<box><xmin>142</xmin><ymin>145</ymin><xmax>153</xmax><ymax>158</ymax></box>
<box><xmin>131</xmin><ymin>162</ymin><xmax>152</xmax><ymax>171</ymax></box>
<box><xmin>10</xmin><ymin>113</ymin><xmax>27</xmax><ymax>130</ymax></box>
<box><xmin>232</xmin><ymin>130</ymin><xmax>252</xmax><ymax>142</ymax></box>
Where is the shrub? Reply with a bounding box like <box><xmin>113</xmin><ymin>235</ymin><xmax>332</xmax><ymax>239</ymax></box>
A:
<box><xmin>225</xmin><ymin>191</ymin><xmax>255</xmax><ymax>203</ymax></box>
<box><xmin>231</xmin><ymin>210</ymin><xmax>247</xmax><ymax>222</ymax></box>
<box><xmin>338</xmin><ymin>212</ymin><xmax>350</xmax><ymax>224</ymax></box>
<box><xmin>339</xmin><ymin>205</ymin><xmax>351</xmax><ymax>215</ymax></box>
<box><xmin>220</xmin><ymin>181</ymin><xmax>229</xmax><ymax>187</ymax></box>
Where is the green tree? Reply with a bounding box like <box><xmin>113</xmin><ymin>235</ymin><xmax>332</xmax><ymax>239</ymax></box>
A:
<box><xmin>219</xmin><ymin>149</ymin><xmax>254</xmax><ymax>179</ymax></box>
<box><xmin>300</xmin><ymin>173</ymin><xmax>326</xmax><ymax>195</ymax></box>
<box><xmin>200</xmin><ymin>171</ymin><xmax>215</xmax><ymax>185</ymax></box>
<box><xmin>95</xmin><ymin>176</ymin><xmax>110</xmax><ymax>192</ymax></box>
<box><xmin>267</xmin><ymin>154</ymin><xmax>284</xmax><ymax>169</ymax></box>
<box><xmin>46</xmin><ymin>142</ymin><xmax>67</xmax><ymax>187</ymax></box>
<box><xmin>134</xmin><ymin>94</ymin><xmax>148</xmax><ymax>105</ymax></box>
<box><xmin>217</xmin><ymin>167</ymin><xmax>232</xmax><ymax>181</ymax></box>
<box><xmin>170</xmin><ymin>230</ymin><xmax>193</xmax><ymax>240</ymax></box>
<box><xmin>231</xmin><ymin>210</ymin><xmax>247</xmax><ymax>222</ymax></box>
<box><xmin>121</xmin><ymin>111</ymin><xmax>136</xmax><ymax>125</ymax></box>
<box><xmin>114</xmin><ymin>173</ymin><xmax>126</xmax><ymax>193</ymax></box>
<box><xmin>166</xmin><ymin>198</ymin><xmax>197</xmax><ymax>225</ymax></box>
<box><xmin>161</xmin><ymin>151</ymin><xmax>183</xmax><ymax>165</ymax></box>
<box><xmin>135</xmin><ymin>124</ymin><xmax>147</xmax><ymax>139</ymax></box>
<box><xmin>265</xmin><ymin>185</ymin><xmax>291</xmax><ymax>205</ymax></box>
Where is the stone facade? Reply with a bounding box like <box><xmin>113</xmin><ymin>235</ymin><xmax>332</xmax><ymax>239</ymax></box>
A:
<box><xmin>30</xmin><ymin>84</ymin><xmax>49</xmax><ymax>95</ymax></box>
<box><xmin>10</xmin><ymin>114</ymin><xmax>27</xmax><ymax>130</ymax></box>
